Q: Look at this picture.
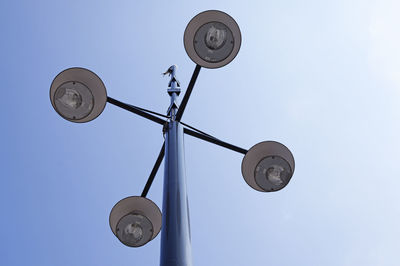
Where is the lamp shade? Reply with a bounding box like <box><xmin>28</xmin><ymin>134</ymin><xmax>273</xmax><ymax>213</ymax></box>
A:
<box><xmin>242</xmin><ymin>141</ymin><xmax>295</xmax><ymax>192</ymax></box>
<box><xmin>50</xmin><ymin>67</ymin><xmax>107</xmax><ymax>123</ymax></box>
<box><xmin>184</xmin><ymin>10</ymin><xmax>241</xmax><ymax>69</ymax></box>
<box><xmin>109</xmin><ymin>196</ymin><xmax>162</xmax><ymax>247</ymax></box>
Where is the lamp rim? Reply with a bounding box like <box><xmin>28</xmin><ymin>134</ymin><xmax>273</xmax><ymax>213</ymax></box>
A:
<box><xmin>184</xmin><ymin>10</ymin><xmax>241</xmax><ymax>69</ymax></box>
<box><xmin>241</xmin><ymin>141</ymin><xmax>295</xmax><ymax>192</ymax></box>
<box><xmin>115</xmin><ymin>212</ymin><xmax>154</xmax><ymax>248</ymax></box>
<box><xmin>49</xmin><ymin>67</ymin><xmax>107</xmax><ymax>123</ymax></box>
<box><xmin>109</xmin><ymin>196</ymin><xmax>162</xmax><ymax>244</ymax></box>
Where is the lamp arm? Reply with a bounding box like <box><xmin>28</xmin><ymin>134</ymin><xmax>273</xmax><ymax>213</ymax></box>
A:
<box><xmin>107</xmin><ymin>97</ymin><xmax>166</xmax><ymax>125</ymax></box>
<box><xmin>183</xmin><ymin>127</ymin><xmax>247</xmax><ymax>155</ymax></box>
<box><xmin>175</xmin><ymin>64</ymin><xmax>202</xmax><ymax>121</ymax></box>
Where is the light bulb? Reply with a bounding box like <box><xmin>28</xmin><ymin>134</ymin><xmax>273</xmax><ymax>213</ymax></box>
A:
<box><xmin>116</xmin><ymin>213</ymin><xmax>153</xmax><ymax>247</ymax></box>
<box><xmin>193</xmin><ymin>22</ymin><xmax>234</xmax><ymax>63</ymax></box>
<box><xmin>266</xmin><ymin>165</ymin><xmax>284</xmax><ymax>185</ymax></box>
<box><xmin>123</xmin><ymin>223</ymin><xmax>143</xmax><ymax>243</ymax></box>
<box><xmin>56</xmin><ymin>87</ymin><xmax>82</xmax><ymax>109</ymax></box>
<box><xmin>254</xmin><ymin>155</ymin><xmax>291</xmax><ymax>191</ymax></box>
<box><xmin>205</xmin><ymin>25</ymin><xmax>227</xmax><ymax>50</ymax></box>
<box><xmin>54</xmin><ymin>81</ymin><xmax>94</xmax><ymax>120</ymax></box>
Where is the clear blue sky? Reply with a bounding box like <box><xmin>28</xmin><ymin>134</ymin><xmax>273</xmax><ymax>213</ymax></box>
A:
<box><xmin>1</xmin><ymin>0</ymin><xmax>399</xmax><ymax>265</ymax></box>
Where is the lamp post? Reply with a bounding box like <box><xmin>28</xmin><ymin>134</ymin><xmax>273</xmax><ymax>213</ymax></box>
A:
<box><xmin>49</xmin><ymin>10</ymin><xmax>295</xmax><ymax>266</ymax></box>
<box><xmin>160</xmin><ymin>65</ymin><xmax>192</xmax><ymax>265</ymax></box>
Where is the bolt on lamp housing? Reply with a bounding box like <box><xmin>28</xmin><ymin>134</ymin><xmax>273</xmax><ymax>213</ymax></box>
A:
<box><xmin>109</xmin><ymin>196</ymin><xmax>162</xmax><ymax>247</ymax></box>
<box><xmin>184</xmin><ymin>10</ymin><xmax>241</xmax><ymax>69</ymax></box>
<box><xmin>241</xmin><ymin>141</ymin><xmax>295</xmax><ymax>192</ymax></box>
<box><xmin>50</xmin><ymin>67</ymin><xmax>107</xmax><ymax>123</ymax></box>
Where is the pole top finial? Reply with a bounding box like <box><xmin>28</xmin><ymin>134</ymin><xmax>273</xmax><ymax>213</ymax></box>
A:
<box><xmin>164</xmin><ymin>65</ymin><xmax>181</xmax><ymax>93</ymax></box>
<box><xmin>165</xmin><ymin>65</ymin><xmax>181</xmax><ymax>118</ymax></box>
<box><xmin>162</xmin><ymin>65</ymin><xmax>178</xmax><ymax>76</ymax></box>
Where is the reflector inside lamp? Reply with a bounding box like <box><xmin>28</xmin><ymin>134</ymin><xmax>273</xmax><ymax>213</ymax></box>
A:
<box><xmin>194</xmin><ymin>22</ymin><xmax>234</xmax><ymax>63</ymax></box>
<box><xmin>116</xmin><ymin>213</ymin><xmax>153</xmax><ymax>247</ymax></box>
<box><xmin>255</xmin><ymin>156</ymin><xmax>292</xmax><ymax>191</ymax></box>
<box><xmin>54</xmin><ymin>81</ymin><xmax>94</xmax><ymax>120</ymax></box>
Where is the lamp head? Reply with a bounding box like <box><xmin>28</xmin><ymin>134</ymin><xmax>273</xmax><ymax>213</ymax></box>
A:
<box><xmin>184</xmin><ymin>10</ymin><xmax>241</xmax><ymax>68</ymax></box>
<box><xmin>50</xmin><ymin>67</ymin><xmax>107</xmax><ymax>123</ymax></box>
<box><xmin>109</xmin><ymin>196</ymin><xmax>162</xmax><ymax>247</ymax></box>
<box><xmin>242</xmin><ymin>141</ymin><xmax>295</xmax><ymax>192</ymax></box>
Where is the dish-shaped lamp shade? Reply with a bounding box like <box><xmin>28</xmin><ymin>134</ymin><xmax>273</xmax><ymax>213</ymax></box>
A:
<box><xmin>50</xmin><ymin>67</ymin><xmax>107</xmax><ymax>123</ymax></box>
<box><xmin>184</xmin><ymin>10</ymin><xmax>241</xmax><ymax>69</ymax></box>
<box><xmin>242</xmin><ymin>141</ymin><xmax>295</xmax><ymax>192</ymax></box>
<box><xmin>109</xmin><ymin>196</ymin><xmax>162</xmax><ymax>247</ymax></box>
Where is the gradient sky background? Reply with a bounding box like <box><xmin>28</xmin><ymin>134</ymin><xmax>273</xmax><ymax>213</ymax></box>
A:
<box><xmin>1</xmin><ymin>0</ymin><xmax>400</xmax><ymax>265</ymax></box>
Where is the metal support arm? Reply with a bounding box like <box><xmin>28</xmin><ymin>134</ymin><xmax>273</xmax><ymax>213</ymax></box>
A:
<box><xmin>107</xmin><ymin>97</ymin><xmax>166</xmax><ymax>125</ymax></box>
<box><xmin>183</xmin><ymin>127</ymin><xmax>248</xmax><ymax>155</ymax></box>
<box><xmin>175</xmin><ymin>65</ymin><xmax>201</xmax><ymax>122</ymax></box>
<box><xmin>141</xmin><ymin>142</ymin><xmax>165</xmax><ymax>197</ymax></box>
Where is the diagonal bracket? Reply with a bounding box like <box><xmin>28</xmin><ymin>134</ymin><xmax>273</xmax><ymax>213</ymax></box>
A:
<box><xmin>175</xmin><ymin>64</ymin><xmax>201</xmax><ymax>122</ymax></box>
<box><xmin>107</xmin><ymin>97</ymin><xmax>166</xmax><ymax>125</ymax></box>
<box><xmin>183</xmin><ymin>127</ymin><xmax>247</xmax><ymax>155</ymax></box>
<box><xmin>141</xmin><ymin>142</ymin><xmax>165</xmax><ymax>197</ymax></box>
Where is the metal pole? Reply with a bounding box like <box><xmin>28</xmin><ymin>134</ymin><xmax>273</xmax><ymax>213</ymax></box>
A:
<box><xmin>160</xmin><ymin>66</ymin><xmax>192</xmax><ymax>266</ymax></box>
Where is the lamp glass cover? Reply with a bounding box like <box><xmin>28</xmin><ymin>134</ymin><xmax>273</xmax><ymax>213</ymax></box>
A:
<box><xmin>194</xmin><ymin>21</ymin><xmax>234</xmax><ymax>63</ymax></box>
<box><xmin>254</xmin><ymin>156</ymin><xmax>292</xmax><ymax>191</ymax></box>
<box><xmin>116</xmin><ymin>213</ymin><xmax>153</xmax><ymax>247</ymax></box>
<box><xmin>54</xmin><ymin>81</ymin><xmax>94</xmax><ymax>120</ymax></box>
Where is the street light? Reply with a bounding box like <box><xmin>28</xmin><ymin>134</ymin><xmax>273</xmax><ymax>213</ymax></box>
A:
<box><xmin>50</xmin><ymin>9</ymin><xmax>295</xmax><ymax>266</ymax></box>
<box><xmin>184</xmin><ymin>10</ymin><xmax>241</xmax><ymax>68</ymax></box>
<box><xmin>49</xmin><ymin>67</ymin><xmax>107</xmax><ymax>123</ymax></box>
<box><xmin>242</xmin><ymin>141</ymin><xmax>295</xmax><ymax>192</ymax></box>
<box><xmin>109</xmin><ymin>196</ymin><xmax>162</xmax><ymax>247</ymax></box>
